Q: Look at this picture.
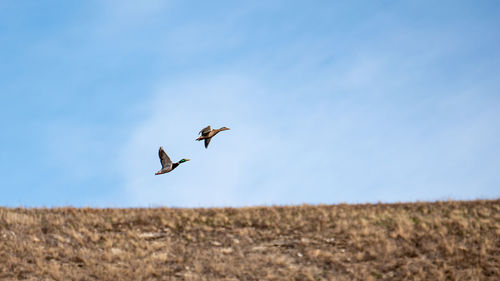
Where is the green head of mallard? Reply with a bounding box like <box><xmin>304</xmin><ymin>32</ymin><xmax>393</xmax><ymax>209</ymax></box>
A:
<box><xmin>179</xmin><ymin>158</ymin><xmax>190</xmax><ymax>163</ymax></box>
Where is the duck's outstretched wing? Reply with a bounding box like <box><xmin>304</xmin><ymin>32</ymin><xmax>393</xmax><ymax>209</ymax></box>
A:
<box><xmin>204</xmin><ymin>138</ymin><xmax>212</xmax><ymax>148</ymax></box>
<box><xmin>158</xmin><ymin>146</ymin><xmax>172</xmax><ymax>169</ymax></box>
<box><xmin>199</xmin><ymin>126</ymin><xmax>211</xmax><ymax>136</ymax></box>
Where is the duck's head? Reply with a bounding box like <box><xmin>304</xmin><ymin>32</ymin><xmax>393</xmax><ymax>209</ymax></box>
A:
<box><xmin>179</xmin><ymin>158</ymin><xmax>190</xmax><ymax>163</ymax></box>
<box><xmin>219</xmin><ymin>127</ymin><xmax>230</xmax><ymax>131</ymax></box>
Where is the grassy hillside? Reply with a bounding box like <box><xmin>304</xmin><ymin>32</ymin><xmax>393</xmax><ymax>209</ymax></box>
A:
<box><xmin>0</xmin><ymin>199</ymin><xmax>498</xmax><ymax>280</ymax></box>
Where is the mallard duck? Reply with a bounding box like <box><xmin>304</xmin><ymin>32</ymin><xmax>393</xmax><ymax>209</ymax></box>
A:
<box><xmin>155</xmin><ymin>146</ymin><xmax>190</xmax><ymax>175</ymax></box>
<box><xmin>196</xmin><ymin>125</ymin><xmax>230</xmax><ymax>148</ymax></box>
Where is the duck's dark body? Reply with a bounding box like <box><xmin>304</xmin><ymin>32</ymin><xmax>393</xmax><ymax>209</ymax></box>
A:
<box><xmin>171</xmin><ymin>162</ymin><xmax>179</xmax><ymax>170</ymax></box>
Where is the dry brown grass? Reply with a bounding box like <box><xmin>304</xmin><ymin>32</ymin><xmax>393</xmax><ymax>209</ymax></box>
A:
<box><xmin>0</xmin><ymin>199</ymin><xmax>498</xmax><ymax>280</ymax></box>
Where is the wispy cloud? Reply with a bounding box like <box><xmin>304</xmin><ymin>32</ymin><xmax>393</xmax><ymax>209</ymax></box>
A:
<box><xmin>118</xmin><ymin>21</ymin><xmax>500</xmax><ymax>206</ymax></box>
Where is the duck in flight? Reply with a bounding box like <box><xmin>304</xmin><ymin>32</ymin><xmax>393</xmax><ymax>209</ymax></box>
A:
<box><xmin>196</xmin><ymin>125</ymin><xmax>230</xmax><ymax>148</ymax></box>
<box><xmin>155</xmin><ymin>146</ymin><xmax>190</xmax><ymax>175</ymax></box>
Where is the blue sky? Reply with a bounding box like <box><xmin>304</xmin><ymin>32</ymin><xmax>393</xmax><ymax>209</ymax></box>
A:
<box><xmin>1</xmin><ymin>1</ymin><xmax>499</xmax><ymax>207</ymax></box>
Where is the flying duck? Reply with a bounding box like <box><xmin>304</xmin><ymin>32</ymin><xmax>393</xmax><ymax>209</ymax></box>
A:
<box><xmin>155</xmin><ymin>146</ymin><xmax>190</xmax><ymax>175</ymax></box>
<box><xmin>196</xmin><ymin>125</ymin><xmax>230</xmax><ymax>148</ymax></box>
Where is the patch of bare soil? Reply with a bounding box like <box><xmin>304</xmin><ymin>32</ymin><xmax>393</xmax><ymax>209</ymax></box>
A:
<box><xmin>0</xmin><ymin>199</ymin><xmax>498</xmax><ymax>280</ymax></box>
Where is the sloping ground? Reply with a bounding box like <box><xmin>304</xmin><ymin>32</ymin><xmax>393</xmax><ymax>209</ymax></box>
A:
<box><xmin>0</xmin><ymin>200</ymin><xmax>498</xmax><ymax>280</ymax></box>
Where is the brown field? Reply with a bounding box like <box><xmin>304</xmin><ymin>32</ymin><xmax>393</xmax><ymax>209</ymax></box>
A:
<box><xmin>0</xmin><ymin>199</ymin><xmax>499</xmax><ymax>281</ymax></box>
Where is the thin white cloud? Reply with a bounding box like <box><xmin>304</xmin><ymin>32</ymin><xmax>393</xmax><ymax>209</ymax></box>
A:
<box><xmin>118</xmin><ymin>52</ymin><xmax>500</xmax><ymax>207</ymax></box>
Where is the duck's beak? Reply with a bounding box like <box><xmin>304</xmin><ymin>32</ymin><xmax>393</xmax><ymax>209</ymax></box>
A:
<box><xmin>185</xmin><ymin>159</ymin><xmax>191</xmax><ymax>161</ymax></box>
